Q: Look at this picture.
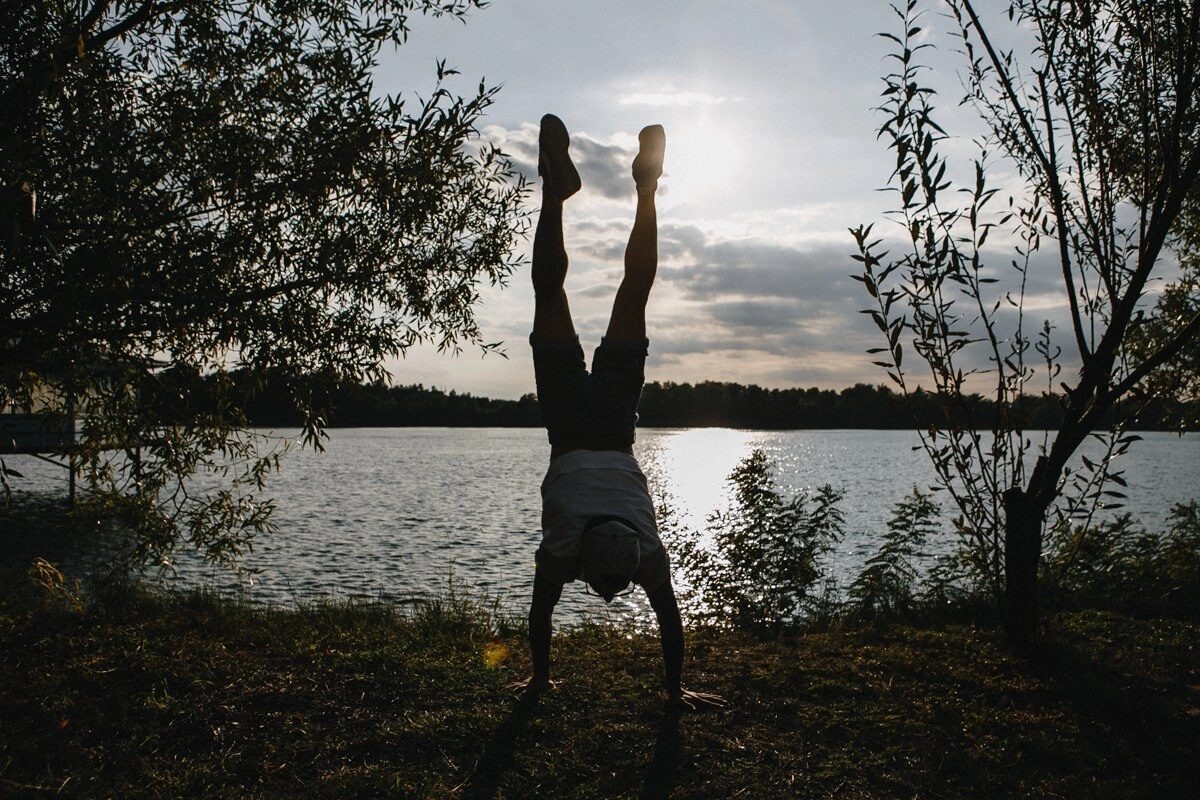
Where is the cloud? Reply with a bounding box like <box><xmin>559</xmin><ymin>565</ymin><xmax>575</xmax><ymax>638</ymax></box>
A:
<box><xmin>463</xmin><ymin>139</ymin><xmax>1110</xmax><ymax>393</ymax></box>
<box><xmin>575</xmin><ymin>281</ymin><xmax>619</xmax><ymax>298</ymax></box>
<box><xmin>532</xmin><ymin>220</ymin><xmax>886</xmax><ymax>378</ymax></box>
<box><xmin>708</xmin><ymin>299</ymin><xmax>806</xmax><ymax>330</ymax></box>
<box><xmin>482</xmin><ymin>124</ymin><xmax>637</xmax><ymax>200</ymax></box>
<box><xmin>571</xmin><ymin>137</ymin><xmax>638</xmax><ymax>199</ymax></box>
<box><xmin>618</xmin><ymin>90</ymin><xmax>739</xmax><ymax>107</ymax></box>
<box><xmin>656</xmin><ymin>224</ymin><xmax>859</xmax><ymax>309</ymax></box>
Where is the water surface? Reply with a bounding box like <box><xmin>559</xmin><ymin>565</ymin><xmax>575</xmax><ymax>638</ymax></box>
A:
<box><xmin>4</xmin><ymin>428</ymin><xmax>1197</xmax><ymax>621</ymax></box>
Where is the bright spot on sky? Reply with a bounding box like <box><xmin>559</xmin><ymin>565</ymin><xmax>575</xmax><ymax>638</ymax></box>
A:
<box><xmin>665</xmin><ymin>114</ymin><xmax>746</xmax><ymax>203</ymax></box>
<box><xmin>619</xmin><ymin>90</ymin><xmax>733</xmax><ymax>107</ymax></box>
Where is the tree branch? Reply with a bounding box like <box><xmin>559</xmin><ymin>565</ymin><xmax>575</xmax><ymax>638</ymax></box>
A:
<box><xmin>960</xmin><ymin>2</ymin><xmax>1092</xmax><ymax>361</ymax></box>
<box><xmin>960</xmin><ymin>1</ymin><xmax>1055</xmax><ymax>176</ymax></box>
<box><xmin>1081</xmin><ymin>148</ymin><xmax>1200</xmax><ymax>405</ymax></box>
<box><xmin>1110</xmin><ymin>309</ymin><xmax>1200</xmax><ymax>400</ymax></box>
<box><xmin>88</xmin><ymin>1</ymin><xmax>158</xmax><ymax>48</ymax></box>
<box><xmin>1037</xmin><ymin>68</ymin><xmax>1091</xmax><ymax>360</ymax></box>
<box><xmin>79</xmin><ymin>1</ymin><xmax>115</xmax><ymax>31</ymax></box>
<box><xmin>1035</xmin><ymin>6</ymin><xmax>1118</xmax><ymax>310</ymax></box>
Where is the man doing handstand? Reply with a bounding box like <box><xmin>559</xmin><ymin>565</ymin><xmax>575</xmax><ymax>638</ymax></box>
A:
<box><xmin>515</xmin><ymin>114</ymin><xmax>723</xmax><ymax>710</ymax></box>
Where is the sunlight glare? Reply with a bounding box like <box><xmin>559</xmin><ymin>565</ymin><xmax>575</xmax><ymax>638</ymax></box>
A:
<box><xmin>655</xmin><ymin>428</ymin><xmax>755</xmax><ymax>526</ymax></box>
<box><xmin>665</xmin><ymin>114</ymin><xmax>746</xmax><ymax>202</ymax></box>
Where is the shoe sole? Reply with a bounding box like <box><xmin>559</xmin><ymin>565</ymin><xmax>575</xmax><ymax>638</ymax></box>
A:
<box><xmin>633</xmin><ymin>124</ymin><xmax>665</xmax><ymax>189</ymax></box>
<box><xmin>538</xmin><ymin>114</ymin><xmax>581</xmax><ymax>201</ymax></box>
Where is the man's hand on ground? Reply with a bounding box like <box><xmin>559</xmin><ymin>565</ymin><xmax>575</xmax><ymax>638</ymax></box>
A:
<box><xmin>668</xmin><ymin>687</ymin><xmax>727</xmax><ymax>711</ymax></box>
<box><xmin>505</xmin><ymin>676</ymin><xmax>557</xmax><ymax>696</ymax></box>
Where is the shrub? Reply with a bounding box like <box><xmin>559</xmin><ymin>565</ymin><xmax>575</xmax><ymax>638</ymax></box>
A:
<box><xmin>666</xmin><ymin>449</ymin><xmax>845</xmax><ymax>635</ymax></box>
<box><xmin>848</xmin><ymin>488</ymin><xmax>940</xmax><ymax>622</ymax></box>
<box><xmin>1043</xmin><ymin>501</ymin><xmax>1200</xmax><ymax>616</ymax></box>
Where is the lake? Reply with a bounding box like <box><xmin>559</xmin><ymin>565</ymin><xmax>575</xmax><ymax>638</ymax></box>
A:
<box><xmin>3</xmin><ymin>428</ymin><xmax>1198</xmax><ymax>622</ymax></box>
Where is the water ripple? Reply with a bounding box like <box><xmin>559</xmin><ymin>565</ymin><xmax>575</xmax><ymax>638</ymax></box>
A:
<box><xmin>3</xmin><ymin>427</ymin><xmax>1197</xmax><ymax>623</ymax></box>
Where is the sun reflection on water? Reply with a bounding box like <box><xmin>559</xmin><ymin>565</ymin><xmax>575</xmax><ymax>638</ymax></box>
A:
<box><xmin>636</xmin><ymin>428</ymin><xmax>758</xmax><ymax>528</ymax></box>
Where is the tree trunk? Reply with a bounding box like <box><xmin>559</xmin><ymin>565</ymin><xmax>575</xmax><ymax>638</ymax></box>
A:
<box><xmin>1003</xmin><ymin>487</ymin><xmax>1045</xmax><ymax>652</ymax></box>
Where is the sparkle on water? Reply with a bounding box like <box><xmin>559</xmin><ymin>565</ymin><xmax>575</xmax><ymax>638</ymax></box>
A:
<box><xmin>3</xmin><ymin>427</ymin><xmax>1198</xmax><ymax>624</ymax></box>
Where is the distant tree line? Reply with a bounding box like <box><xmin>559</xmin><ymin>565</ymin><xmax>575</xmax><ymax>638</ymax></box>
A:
<box><xmin>635</xmin><ymin>381</ymin><xmax>1186</xmax><ymax>431</ymax></box>
<box><xmin>149</xmin><ymin>369</ymin><xmax>1197</xmax><ymax>431</ymax></box>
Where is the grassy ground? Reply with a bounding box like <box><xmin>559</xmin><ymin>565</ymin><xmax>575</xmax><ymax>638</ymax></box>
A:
<box><xmin>1</xmin><ymin>586</ymin><xmax>1198</xmax><ymax>799</ymax></box>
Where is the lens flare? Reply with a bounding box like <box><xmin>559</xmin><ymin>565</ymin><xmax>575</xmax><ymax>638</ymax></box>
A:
<box><xmin>482</xmin><ymin>639</ymin><xmax>509</xmax><ymax>668</ymax></box>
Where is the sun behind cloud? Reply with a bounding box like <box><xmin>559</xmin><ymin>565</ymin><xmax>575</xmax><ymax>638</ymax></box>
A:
<box><xmin>662</xmin><ymin>113</ymin><xmax>748</xmax><ymax>203</ymax></box>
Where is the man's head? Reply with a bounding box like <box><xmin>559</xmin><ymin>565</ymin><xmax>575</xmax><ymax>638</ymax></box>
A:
<box><xmin>580</xmin><ymin>518</ymin><xmax>641</xmax><ymax>603</ymax></box>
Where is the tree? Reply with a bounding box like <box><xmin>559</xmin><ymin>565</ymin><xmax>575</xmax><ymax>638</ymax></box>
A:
<box><xmin>1128</xmin><ymin>214</ymin><xmax>1200</xmax><ymax>430</ymax></box>
<box><xmin>0</xmin><ymin>1</ymin><xmax>527</xmax><ymax>569</ymax></box>
<box><xmin>852</xmin><ymin>0</ymin><xmax>1200</xmax><ymax>648</ymax></box>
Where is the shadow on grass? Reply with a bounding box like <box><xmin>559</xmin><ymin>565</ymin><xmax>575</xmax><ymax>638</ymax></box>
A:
<box><xmin>459</xmin><ymin>693</ymin><xmax>686</xmax><ymax>800</ymax></box>
<box><xmin>1031</xmin><ymin>614</ymin><xmax>1200</xmax><ymax>793</ymax></box>
<box><xmin>461</xmin><ymin>690</ymin><xmax>543</xmax><ymax>799</ymax></box>
<box><xmin>639</xmin><ymin>702</ymin><xmax>682</xmax><ymax>800</ymax></box>
<box><xmin>3</xmin><ymin>590</ymin><xmax>1196</xmax><ymax>798</ymax></box>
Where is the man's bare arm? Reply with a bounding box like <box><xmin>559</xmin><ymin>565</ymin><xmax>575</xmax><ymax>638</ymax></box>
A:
<box><xmin>646</xmin><ymin>579</ymin><xmax>684</xmax><ymax>693</ymax></box>
<box><xmin>645</xmin><ymin>581</ymin><xmax>726</xmax><ymax>709</ymax></box>
<box><xmin>510</xmin><ymin>571</ymin><xmax>563</xmax><ymax>693</ymax></box>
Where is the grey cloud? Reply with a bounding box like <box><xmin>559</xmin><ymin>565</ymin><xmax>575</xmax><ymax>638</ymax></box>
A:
<box><xmin>576</xmin><ymin>281</ymin><xmax>619</xmax><ymax>298</ymax></box>
<box><xmin>498</xmin><ymin>211</ymin><xmax>1098</xmax><ymax>391</ymax></box>
<box><xmin>650</xmin><ymin>301</ymin><xmax>878</xmax><ymax>363</ymax></box>
<box><xmin>572</xmin><ymin>231</ymin><xmax>895</xmax><ymax>371</ymax></box>
<box><xmin>648</xmin><ymin>226</ymin><xmax>1105</xmax><ymax>385</ymax></box>
<box><xmin>575</xmin><ymin>239</ymin><xmax>627</xmax><ymax>262</ymax></box>
<box><xmin>495</xmin><ymin>127</ymin><xmax>539</xmax><ymax>183</ymax></box>
<box><xmin>571</xmin><ymin>137</ymin><xmax>637</xmax><ymax>199</ymax></box>
<box><xmin>574</xmin><ymin>220</ymin><xmax>629</xmax><ymax>235</ymax></box>
<box><xmin>758</xmin><ymin>360</ymin><xmax>881</xmax><ymax>386</ymax></box>
<box><xmin>708</xmin><ymin>300</ymin><xmax>811</xmax><ymax>331</ymax></box>
<box><xmin>487</xmin><ymin>125</ymin><xmax>636</xmax><ymax>200</ymax></box>
<box><xmin>650</xmin><ymin>329</ymin><xmax>777</xmax><ymax>358</ymax></box>
<box><xmin>657</xmin><ymin>223</ymin><xmax>708</xmax><ymax>259</ymax></box>
<box><xmin>570</xmin><ymin>220</ymin><xmax>632</xmax><ymax>261</ymax></box>
<box><xmin>657</xmin><ymin>225</ymin><xmax>858</xmax><ymax>308</ymax></box>
<box><xmin>981</xmin><ymin>248</ymin><xmax>1068</xmax><ymax>299</ymax></box>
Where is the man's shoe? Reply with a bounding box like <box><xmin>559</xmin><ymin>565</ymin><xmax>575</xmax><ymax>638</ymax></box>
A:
<box><xmin>632</xmin><ymin>124</ymin><xmax>665</xmax><ymax>191</ymax></box>
<box><xmin>538</xmin><ymin>114</ymin><xmax>581</xmax><ymax>202</ymax></box>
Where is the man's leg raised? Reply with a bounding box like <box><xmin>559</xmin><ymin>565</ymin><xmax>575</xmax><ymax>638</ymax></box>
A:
<box><xmin>605</xmin><ymin>124</ymin><xmax>664</xmax><ymax>343</ymax></box>
<box><xmin>532</xmin><ymin>114</ymin><xmax>580</xmax><ymax>342</ymax></box>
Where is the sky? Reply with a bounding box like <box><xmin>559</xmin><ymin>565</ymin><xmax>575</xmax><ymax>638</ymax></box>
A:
<box><xmin>370</xmin><ymin>0</ymin><xmax>1059</xmax><ymax>400</ymax></box>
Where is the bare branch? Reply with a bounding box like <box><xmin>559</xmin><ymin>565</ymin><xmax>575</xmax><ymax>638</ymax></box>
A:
<box><xmin>1037</xmin><ymin>68</ymin><xmax>1092</xmax><ymax>360</ymax></box>
<box><xmin>959</xmin><ymin>1</ymin><xmax>1054</xmax><ymax>176</ymax></box>
<box><xmin>1034</xmin><ymin>6</ymin><xmax>1118</xmax><ymax>309</ymax></box>
<box><xmin>1110</xmin><ymin>309</ymin><xmax>1200</xmax><ymax>400</ymax></box>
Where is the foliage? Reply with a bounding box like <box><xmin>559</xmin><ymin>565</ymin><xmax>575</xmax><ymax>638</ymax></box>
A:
<box><xmin>851</xmin><ymin>0</ymin><xmax>1200</xmax><ymax>642</ymax></box>
<box><xmin>848</xmin><ymin>487</ymin><xmax>940</xmax><ymax>622</ymax></box>
<box><xmin>1127</xmin><ymin>260</ymin><xmax>1200</xmax><ymax>431</ymax></box>
<box><xmin>0</xmin><ymin>1</ymin><xmax>527</xmax><ymax>570</ymax></box>
<box><xmin>665</xmin><ymin>449</ymin><xmax>845</xmax><ymax>635</ymax></box>
<box><xmin>1044</xmin><ymin>501</ymin><xmax>1200</xmax><ymax>615</ymax></box>
<box><xmin>917</xmin><ymin>550</ymin><xmax>982</xmax><ymax>617</ymax></box>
